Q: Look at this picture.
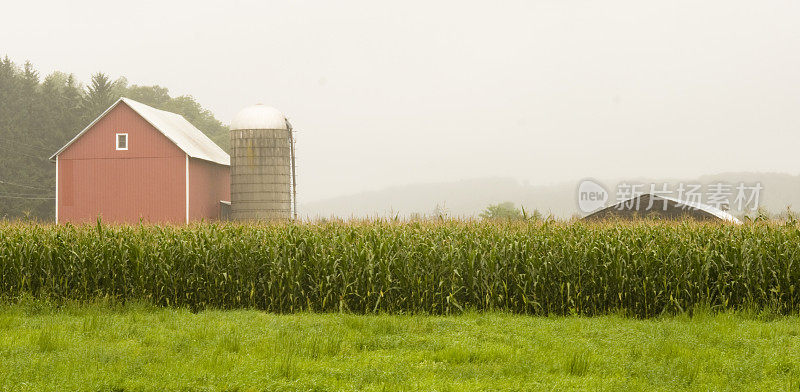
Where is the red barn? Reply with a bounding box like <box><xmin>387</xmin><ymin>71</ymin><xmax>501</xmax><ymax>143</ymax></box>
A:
<box><xmin>50</xmin><ymin>98</ymin><xmax>230</xmax><ymax>224</ymax></box>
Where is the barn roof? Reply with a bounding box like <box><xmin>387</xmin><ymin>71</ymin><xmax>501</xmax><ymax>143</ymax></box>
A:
<box><xmin>50</xmin><ymin>98</ymin><xmax>230</xmax><ymax>166</ymax></box>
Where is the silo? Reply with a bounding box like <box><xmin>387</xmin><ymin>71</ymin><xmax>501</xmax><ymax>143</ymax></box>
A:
<box><xmin>229</xmin><ymin>104</ymin><xmax>296</xmax><ymax>220</ymax></box>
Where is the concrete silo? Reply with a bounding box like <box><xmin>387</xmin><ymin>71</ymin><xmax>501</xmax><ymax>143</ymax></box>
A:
<box><xmin>229</xmin><ymin>104</ymin><xmax>296</xmax><ymax>220</ymax></box>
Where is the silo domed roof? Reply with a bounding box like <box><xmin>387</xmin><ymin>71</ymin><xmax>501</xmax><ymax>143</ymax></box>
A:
<box><xmin>230</xmin><ymin>104</ymin><xmax>288</xmax><ymax>130</ymax></box>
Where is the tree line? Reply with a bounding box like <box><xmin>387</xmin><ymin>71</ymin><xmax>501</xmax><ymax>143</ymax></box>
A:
<box><xmin>0</xmin><ymin>56</ymin><xmax>229</xmax><ymax>220</ymax></box>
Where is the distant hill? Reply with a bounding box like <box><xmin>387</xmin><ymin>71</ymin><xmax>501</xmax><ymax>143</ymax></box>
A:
<box><xmin>300</xmin><ymin>172</ymin><xmax>800</xmax><ymax>219</ymax></box>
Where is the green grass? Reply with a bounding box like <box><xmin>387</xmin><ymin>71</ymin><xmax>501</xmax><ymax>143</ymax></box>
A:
<box><xmin>0</xmin><ymin>302</ymin><xmax>798</xmax><ymax>391</ymax></box>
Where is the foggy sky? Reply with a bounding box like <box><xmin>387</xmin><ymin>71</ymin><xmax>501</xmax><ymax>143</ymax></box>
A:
<box><xmin>3</xmin><ymin>0</ymin><xmax>800</xmax><ymax>205</ymax></box>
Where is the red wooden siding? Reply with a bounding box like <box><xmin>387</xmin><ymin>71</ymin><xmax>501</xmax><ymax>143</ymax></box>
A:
<box><xmin>57</xmin><ymin>102</ymin><xmax>186</xmax><ymax>224</ymax></box>
<box><xmin>60</xmin><ymin>159</ymin><xmax>74</xmax><ymax>207</ymax></box>
<box><xmin>189</xmin><ymin>158</ymin><xmax>230</xmax><ymax>221</ymax></box>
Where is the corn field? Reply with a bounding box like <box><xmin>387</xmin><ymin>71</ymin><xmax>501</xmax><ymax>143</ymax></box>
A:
<box><xmin>0</xmin><ymin>220</ymin><xmax>798</xmax><ymax>316</ymax></box>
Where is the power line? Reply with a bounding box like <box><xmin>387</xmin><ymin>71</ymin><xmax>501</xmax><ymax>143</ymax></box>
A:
<box><xmin>0</xmin><ymin>190</ymin><xmax>54</xmax><ymax>200</ymax></box>
<box><xmin>0</xmin><ymin>190</ymin><xmax>52</xmax><ymax>197</ymax></box>
<box><xmin>0</xmin><ymin>179</ymin><xmax>53</xmax><ymax>191</ymax></box>
<box><xmin>0</xmin><ymin>136</ymin><xmax>54</xmax><ymax>153</ymax></box>
<box><xmin>0</xmin><ymin>194</ymin><xmax>54</xmax><ymax>200</ymax></box>
<box><xmin>0</xmin><ymin>143</ymin><xmax>49</xmax><ymax>160</ymax></box>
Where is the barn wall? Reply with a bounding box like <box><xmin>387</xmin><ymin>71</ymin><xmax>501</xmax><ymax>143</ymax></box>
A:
<box><xmin>189</xmin><ymin>158</ymin><xmax>230</xmax><ymax>221</ymax></box>
<box><xmin>57</xmin><ymin>102</ymin><xmax>186</xmax><ymax>224</ymax></box>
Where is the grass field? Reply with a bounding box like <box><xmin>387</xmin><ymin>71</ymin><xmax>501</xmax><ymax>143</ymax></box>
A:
<box><xmin>0</xmin><ymin>302</ymin><xmax>798</xmax><ymax>391</ymax></box>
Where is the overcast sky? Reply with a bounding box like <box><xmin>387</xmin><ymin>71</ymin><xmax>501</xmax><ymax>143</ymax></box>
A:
<box><xmin>3</xmin><ymin>0</ymin><xmax>799</xmax><ymax>203</ymax></box>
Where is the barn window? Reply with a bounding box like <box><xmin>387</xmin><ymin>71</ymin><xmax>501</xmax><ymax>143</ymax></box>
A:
<box><xmin>116</xmin><ymin>133</ymin><xmax>128</xmax><ymax>150</ymax></box>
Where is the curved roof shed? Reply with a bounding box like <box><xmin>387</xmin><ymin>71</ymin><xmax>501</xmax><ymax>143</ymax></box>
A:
<box><xmin>583</xmin><ymin>193</ymin><xmax>742</xmax><ymax>224</ymax></box>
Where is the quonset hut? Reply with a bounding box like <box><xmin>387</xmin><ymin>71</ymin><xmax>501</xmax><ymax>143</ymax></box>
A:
<box><xmin>583</xmin><ymin>193</ymin><xmax>741</xmax><ymax>223</ymax></box>
<box><xmin>229</xmin><ymin>104</ymin><xmax>297</xmax><ymax>221</ymax></box>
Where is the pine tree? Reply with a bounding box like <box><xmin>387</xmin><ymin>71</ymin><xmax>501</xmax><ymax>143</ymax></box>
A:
<box><xmin>60</xmin><ymin>74</ymin><xmax>85</xmax><ymax>142</ymax></box>
<box><xmin>81</xmin><ymin>72</ymin><xmax>118</xmax><ymax>123</ymax></box>
<box><xmin>0</xmin><ymin>56</ymin><xmax>20</xmax><ymax>130</ymax></box>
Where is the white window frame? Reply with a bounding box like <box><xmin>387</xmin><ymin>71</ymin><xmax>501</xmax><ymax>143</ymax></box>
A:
<box><xmin>116</xmin><ymin>133</ymin><xmax>128</xmax><ymax>151</ymax></box>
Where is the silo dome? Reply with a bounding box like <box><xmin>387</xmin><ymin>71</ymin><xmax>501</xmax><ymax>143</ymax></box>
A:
<box><xmin>230</xmin><ymin>104</ymin><xmax>287</xmax><ymax>130</ymax></box>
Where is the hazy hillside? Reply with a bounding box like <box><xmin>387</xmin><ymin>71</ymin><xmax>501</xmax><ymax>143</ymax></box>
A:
<box><xmin>300</xmin><ymin>172</ymin><xmax>800</xmax><ymax>219</ymax></box>
<box><xmin>300</xmin><ymin>177</ymin><xmax>575</xmax><ymax>219</ymax></box>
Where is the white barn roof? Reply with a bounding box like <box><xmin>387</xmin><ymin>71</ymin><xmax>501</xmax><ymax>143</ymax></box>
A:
<box><xmin>50</xmin><ymin>97</ymin><xmax>230</xmax><ymax>166</ymax></box>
